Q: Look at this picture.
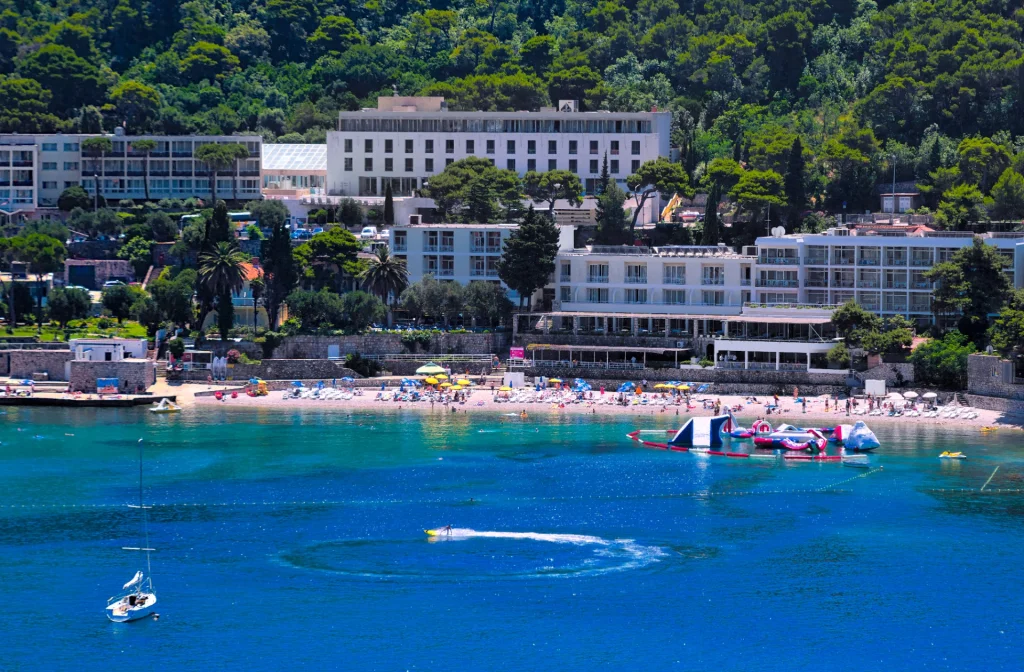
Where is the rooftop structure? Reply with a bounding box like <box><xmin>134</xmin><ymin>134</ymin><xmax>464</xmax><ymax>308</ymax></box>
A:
<box><xmin>261</xmin><ymin>144</ymin><xmax>326</xmax><ymax>198</ymax></box>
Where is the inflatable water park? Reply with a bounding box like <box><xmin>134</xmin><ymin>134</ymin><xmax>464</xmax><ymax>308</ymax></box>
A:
<box><xmin>626</xmin><ymin>412</ymin><xmax>880</xmax><ymax>465</ymax></box>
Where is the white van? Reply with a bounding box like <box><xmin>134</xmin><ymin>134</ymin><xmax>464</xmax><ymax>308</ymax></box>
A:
<box><xmin>360</xmin><ymin>226</ymin><xmax>377</xmax><ymax>239</ymax></box>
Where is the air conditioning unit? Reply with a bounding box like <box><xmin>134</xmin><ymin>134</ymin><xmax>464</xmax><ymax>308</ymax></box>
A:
<box><xmin>408</xmin><ymin>214</ymin><xmax>422</xmax><ymax>225</ymax></box>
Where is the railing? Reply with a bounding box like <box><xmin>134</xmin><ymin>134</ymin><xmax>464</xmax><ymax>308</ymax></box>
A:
<box><xmin>485</xmin><ymin>246</ymin><xmax>501</xmax><ymax>253</ymax></box>
<box><xmin>470</xmin><ymin>269</ymin><xmax>485</xmax><ymax>277</ymax></box>
<box><xmin>172</xmin><ymin>170</ymin><xmax>193</xmax><ymax>177</ymax></box>
<box><xmin>424</xmin><ymin>245</ymin><xmax>438</xmax><ymax>252</ymax></box>
<box><xmin>805</xmin><ymin>257</ymin><xmax>828</xmax><ymax>265</ymax></box>
<box><xmin>361</xmin><ymin>353</ymin><xmax>495</xmax><ymax>362</ymax></box>
<box><xmin>857</xmin><ymin>258</ymin><xmax>881</xmax><ymax>266</ymax></box>
<box><xmin>833</xmin><ymin>258</ymin><xmax>855</xmax><ymax>265</ymax></box>
<box><xmin>858</xmin><ymin>281</ymin><xmax>880</xmax><ymax>288</ymax></box>
<box><xmin>238</xmin><ymin>170</ymin><xmax>260</xmax><ymax>177</ymax></box>
<box><xmin>485</xmin><ymin>270</ymin><xmax>499</xmax><ymax>277</ymax></box>
<box><xmin>470</xmin><ymin>245</ymin><xmax>485</xmax><ymax>253</ymax></box>
<box><xmin>625</xmin><ymin>276</ymin><xmax>648</xmax><ymax>284</ymax></box>
<box><xmin>911</xmin><ymin>281</ymin><xmax>930</xmax><ymax>289</ymax></box>
<box><xmin>886</xmin><ymin>258</ymin><xmax>907</xmax><ymax>266</ymax></box>
<box><xmin>232</xmin><ymin>297</ymin><xmax>255</xmax><ymax>307</ymax></box>
<box><xmin>885</xmin><ymin>282</ymin><xmax>908</xmax><ymax>289</ymax></box>
<box><xmin>393</xmin><ymin>243</ymin><xmax>407</xmax><ymax>252</ymax></box>
<box><xmin>663</xmin><ymin>277</ymin><xmax>686</xmax><ymax>285</ymax></box>
<box><xmin>172</xmin><ymin>151</ymin><xmax>192</xmax><ymax>158</ymax></box>
<box><xmin>150</xmin><ymin>171</ymin><xmax>169</xmax><ymax>177</ymax></box>
<box><xmin>716</xmin><ymin>361</ymin><xmax>745</xmax><ymax>370</ymax></box>
<box><xmin>437</xmin><ymin>269</ymin><xmax>454</xmax><ymax>277</ymax></box>
<box><xmin>587</xmin><ymin>275</ymin><xmax>609</xmax><ymax>283</ymax></box>
<box><xmin>741</xmin><ymin>279</ymin><xmax>751</xmax><ymax>286</ymax></box>
<box><xmin>859</xmin><ymin>303</ymin><xmax>880</xmax><ymax>311</ymax></box>
<box><xmin>747</xmin><ymin>362</ymin><xmax>776</xmax><ymax>371</ymax></box>
<box><xmin>779</xmin><ymin>363</ymin><xmax>807</xmax><ymax>371</ymax></box>
<box><xmin>910</xmin><ymin>259</ymin><xmax>933</xmax><ymax>267</ymax></box>
<box><xmin>803</xmin><ymin>279</ymin><xmax>828</xmax><ymax>287</ymax></box>
<box><xmin>560</xmin><ymin>275</ymin><xmax>571</xmax><ymax>283</ymax></box>
<box><xmin>104</xmin><ymin>170</ymin><xmax>125</xmax><ymax>177</ymax></box>
<box><xmin>756</xmin><ymin>279</ymin><xmax>798</xmax><ymax>287</ymax></box>
<box><xmin>884</xmin><ymin>304</ymin><xmax>908</xmax><ymax>312</ymax></box>
<box><xmin>759</xmin><ymin>257</ymin><xmax>800</xmax><ymax>265</ymax></box>
<box><xmin>12</xmin><ymin>180</ymin><xmax>33</xmax><ymax>187</ymax></box>
<box><xmin>439</xmin><ymin>244</ymin><xmax>454</xmax><ymax>252</ymax></box>
<box><xmin>702</xmin><ymin>278</ymin><xmax>724</xmax><ymax>286</ymax></box>
<box><xmin>910</xmin><ymin>304</ymin><xmax>931</xmax><ymax>312</ymax></box>
<box><xmin>832</xmin><ymin>280</ymin><xmax>855</xmax><ymax>288</ymax></box>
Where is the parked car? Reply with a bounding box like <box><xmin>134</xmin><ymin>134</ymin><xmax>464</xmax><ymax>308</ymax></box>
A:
<box><xmin>360</xmin><ymin>226</ymin><xmax>377</xmax><ymax>240</ymax></box>
<box><xmin>103</xmin><ymin>280</ymin><xmax>126</xmax><ymax>288</ymax></box>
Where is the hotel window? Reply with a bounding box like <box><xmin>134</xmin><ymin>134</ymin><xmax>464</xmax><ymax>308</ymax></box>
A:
<box><xmin>425</xmin><ymin>139</ymin><xmax>434</xmax><ymax>153</ymax></box>
<box><xmin>590</xmin><ymin>140</ymin><xmax>599</xmax><ymax>154</ymax></box>
<box><xmin>587</xmin><ymin>263</ymin><xmax>609</xmax><ymax>283</ymax></box>
<box><xmin>590</xmin><ymin>159</ymin><xmax>598</xmax><ymax>173</ymax></box>
<box><xmin>42</xmin><ymin>162</ymin><xmax>57</xmax><ymax>170</ymax></box>
<box><xmin>486</xmin><ymin>139</ymin><xmax>495</xmax><ymax>154</ymax></box>
<box><xmin>364</xmin><ymin>158</ymin><xmax>373</xmax><ymax>171</ymax></box>
<box><xmin>625</xmin><ymin>288</ymin><xmax>647</xmax><ymax>304</ymax></box>
<box><xmin>440</xmin><ymin>256</ymin><xmax>455</xmax><ymax>277</ymax></box>
<box><xmin>64</xmin><ymin>162</ymin><xmax>79</xmax><ymax>170</ymax></box>
<box><xmin>446</xmin><ymin>158</ymin><xmax>454</xmax><ymax>166</ymax></box>
<box><xmin>560</xmin><ymin>286</ymin><xmax>572</xmax><ymax>302</ymax></box>
<box><xmin>507</xmin><ymin>159</ymin><xmax>516</xmax><ymax>171</ymax></box>
<box><xmin>425</xmin><ymin>158</ymin><xmax>434</xmax><ymax>172</ymax></box>
<box><xmin>41</xmin><ymin>143</ymin><xmax>57</xmax><ymax>151</ymax></box>
<box><xmin>405</xmin><ymin>139</ymin><xmax>413</xmax><ymax>153</ymax></box>
<box><xmin>560</xmin><ymin>261</ymin><xmax>571</xmax><ymax>281</ymax></box>
<box><xmin>663</xmin><ymin>265</ymin><xmax>685</xmax><ymax>284</ymax></box>
<box><xmin>631</xmin><ymin>140</ymin><xmax>641</xmax><ymax>155</ymax></box>
<box><xmin>586</xmin><ymin>288</ymin><xmax>609</xmax><ymax>303</ymax></box>
<box><xmin>569</xmin><ymin>141</ymin><xmax>577</xmax><ymax>155</ymax></box>
<box><xmin>466</xmin><ymin>139</ymin><xmax>475</xmax><ymax>154</ymax></box>
<box><xmin>42</xmin><ymin>181</ymin><xmax>57</xmax><ymax>189</ymax></box>
<box><xmin>507</xmin><ymin>140</ymin><xmax>515</xmax><ymax>154</ymax></box>
<box><xmin>344</xmin><ymin>157</ymin><xmax>353</xmax><ymax>171</ymax></box>
<box><xmin>445</xmin><ymin>139</ymin><xmax>454</xmax><ymax>154</ymax></box>
<box><xmin>702</xmin><ymin>266</ymin><xmax>724</xmax><ymax>285</ymax></box>
<box><xmin>610</xmin><ymin>141</ymin><xmax>619</xmax><ymax>155</ymax></box>
<box><xmin>569</xmin><ymin>159</ymin><xmax>577</xmax><ymax>173</ymax></box>
<box><xmin>625</xmin><ymin>263</ymin><xmax>647</xmax><ymax>284</ymax></box>
<box><xmin>548</xmin><ymin>140</ymin><xmax>557</xmax><ymax>154</ymax></box>
<box><xmin>631</xmin><ymin>160</ymin><xmax>640</xmax><ymax>173</ymax></box>
<box><xmin>405</xmin><ymin>158</ymin><xmax>413</xmax><ymax>172</ymax></box>
<box><xmin>364</xmin><ymin>139</ymin><xmax>373</xmax><ymax>153</ymax></box>
<box><xmin>384</xmin><ymin>139</ymin><xmax>393</xmax><ymax>153</ymax></box>
<box><xmin>344</xmin><ymin>139</ymin><xmax>352</xmax><ymax>152</ymax></box>
<box><xmin>384</xmin><ymin>158</ymin><xmax>393</xmax><ymax>172</ymax></box>
<box><xmin>527</xmin><ymin>140</ymin><xmax>536</xmax><ymax>155</ymax></box>
<box><xmin>701</xmin><ymin>290</ymin><xmax>724</xmax><ymax>306</ymax></box>
<box><xmin>665</xmin><ymin>289</ymin><xmax>686</xmax><ymax>305</ymax></box>
<box><xmin>64</xmin><ymin>143</ymin><xmax>79</xmax><ymax>152</ymax></box>
<box><xmin>548</xmin><ymin>159</ymin><xmax>556</xmax><ymax>171</ymax></box>
<box><xmin>527</xmin><ymin>159</ymin><xmax>536</xmax><ymax>172</ymax></box>
<box><xmin>63</xmin><ymin>181</ymin><xmax>78</xmax><ymax>188</ymax></box>
<box><xmin>610</xmin><ymin>160</ymin><xmax>619</xmax><ymax>174</ymax></box>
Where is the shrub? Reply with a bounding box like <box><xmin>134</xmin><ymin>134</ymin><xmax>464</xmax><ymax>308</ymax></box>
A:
<box><xmin>226</xmin><ymin>348</ymin><xmax>241</xmax><ymax>363</ymax></box>
<box><xmin>698</xmin><ymin>357</ymin><xmax>714</xmax><ymax>368</ymax></box>
<box><xmin>168</xmin><ymin>338</ymin><xmax>186</xmax><ymax>358</ymax></box>
<box><xmin>254</xmin><ymin>331</ymin><xmax>285</xmax><ymax>358</ymax></box>
<box><xmin>97</xmin><ymin>317</ymin><xmax>114</xmax><ymax>329</ymax></box>
<box><xmin>345</xmin><ymin>352</ymin><xmax>380</xmax><ymax>377</ymax></box>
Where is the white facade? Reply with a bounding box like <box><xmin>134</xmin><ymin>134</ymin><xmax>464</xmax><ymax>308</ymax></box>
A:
<box><xmin>327</xmin><ymin>97</ymin><xmax>671</xmax><ymax>223</ymax></box>
<box><xmin>0</xmin><ymin>141</ymin><xmax>38</xmax><ymax>214</ymax></box>
<box><xmin>555</xmin><ymin>245</ymin><xmax>754</xmax><ymax>317</ymax></box>
<box><xmin>0</xmin><ymin>132</ymin><xmax>262</xmax><ymax>212</ymax></box>
<box><xmin>753</xmin><ymin>228</ymin><xmax>1024</xmax><ymax>324</ymax></box>
<box><xmin>71</xmin><ymin>338</ymin><xmax>147</xmax><ymax>361</ymax></box>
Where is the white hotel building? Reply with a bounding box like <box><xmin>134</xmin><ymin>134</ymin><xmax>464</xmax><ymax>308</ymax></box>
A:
<box><xmin>325</xmin><ymin>97</ymin><xmax>671</xmax><ymax>224</ymax></box>
<box><xmin>0</xmin><ymin>130</ymin><xmax>262</xmax><ymax>217</ymax></box>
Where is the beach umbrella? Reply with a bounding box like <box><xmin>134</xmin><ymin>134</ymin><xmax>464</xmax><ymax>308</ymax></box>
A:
<box><xmin>549</xmin><ymin>378</ymin><xmax>563</xmax><ymax>384</ymax></box>
<box><xmin>457</xmin><ymin>379</ymin><xmax>471</xmax><ymax>386</ymax></box>
<box><xmin>677</xmin><ymin>384</ymin><xmax>690</xmax><ymax>391</ymax></box>
<box><xmin>291</xmin><ymin>381</ymin><xmax>304</xmax><ymax>387</ymax></box>
<box><xmin>904</xmin><ymin>391</ymin><xmax>919</xmax><ymax>399</ymax></box>
<box><xmin>341</xmin><ymin>376</ymin><xmax>355</xmax><ymax>383</ymax></box>
<box><xmin>887</xmin><ymin>392</ymin><xmax>904</xmax><ymax>400</ymax></box>
<box><xmin>450</xmin><ymin>384</ymin><xmax>463</xmax><ymax>391</ymax></box>
<box><xmin>499</xmin><ymin>385</ymin><xmax>513</xmax><ymax>391</ymax></box>
<box><xmin>416</xmin><ymin>363</ymin><xmax>446</xmax><ymax>375</ymax></box>
<box><xmin>923</xmin><ymin>392</ymin><xmax>938</xmax><ymax>399</ymax></box>
<box><xmin>617</xmin><ymin>382</ymin><xmax>635</xmax><ymax>393</ymax></box>
<box><xmin>439</xmin><ymin>382</ymin><xmax>452</xmax><ymax>387</ymax></box>
<box><xmin>249</xmin><ymin>378</ymin><xmax>260</xmax><ymax>385</ymax></box>
<box><xmin>424</xmin><ymin>377</ymin><xmax>439</xmax><ymax>385</ymax></box>
<box><xmin>654</xmin><ymin>383</ymin><xmax>674</xmax><ymax>389</ymax></box>
<box><xmin>434</xmin><ymin>374</ymin><xmax>449</xmax><ymax>381</ymax></box>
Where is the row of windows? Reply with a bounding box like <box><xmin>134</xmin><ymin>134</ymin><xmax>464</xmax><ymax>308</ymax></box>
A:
<box><xmin>343</xmin><ymin>138</ymin><xmax>643</xmax><ymax>156</ymax></box>
<box><xmin>337</xmin><ymin>118</ymin><xmax>654</xmax><ymax>134</ymax></box>
<box><xmin>83</xmin><ymin>179</ymin><xmax>259</xmax><ymax>192</ymax></box>
<box><xmin>344</xmin><ymin>156</ymin><xmax>640</xmax><ymax>175</ymax></box>
<box><xmin>562</xmin><ymin>287</ymin><xmax>729</xmax><ymax>306</ymax></box>
<box><xmin>40</xmin><ymin>142</ymin><xmax>79</xmax><ymax>152</ymax></box>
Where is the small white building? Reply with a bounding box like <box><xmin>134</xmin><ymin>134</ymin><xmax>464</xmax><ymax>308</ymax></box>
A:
<box><xmin>70</xmin><ymin>338</ymin><xmax>148</xmax><ymax>361</ymax></box>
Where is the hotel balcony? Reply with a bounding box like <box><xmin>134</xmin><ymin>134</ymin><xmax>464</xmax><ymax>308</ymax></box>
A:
<box><xmin>755</xmin><ymin>279</ymin><xmax>798</xmax><ymax>288</ymax></box>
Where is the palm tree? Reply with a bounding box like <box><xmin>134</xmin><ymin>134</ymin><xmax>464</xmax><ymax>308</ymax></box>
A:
<box><xmin>222</xmin><ymin>143</ymin><xmax>251</xmax><ymax>203</ymax></box>
<box><xmin>81</xmin><ymin>137</ymin><xmax>113</xmax><ymax>210</ymax></box>
<box><xmin>360</xmin><ymin>245</ymin><xmax>408</xmax><ymax>326</ymax></box>
<box><xmin>194</xmin><ymin>144</ymin><xmax>233</xmax><ymax>205</ymax></box>
<box><xmin>131</xmin><ymin>139</ymin><xmax>157</xmax><ymax>202</ymax></box>
<box><xmin>198</xmin><ymin>241</ymin><xmax>248</xmax><ymax>339</ymax></box>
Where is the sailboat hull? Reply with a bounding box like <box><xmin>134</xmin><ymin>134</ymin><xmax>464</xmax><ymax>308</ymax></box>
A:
<box><xmin>106</xmin><ymin>593</ymin><xmax>157</xmax><ymax>622</ymax></box>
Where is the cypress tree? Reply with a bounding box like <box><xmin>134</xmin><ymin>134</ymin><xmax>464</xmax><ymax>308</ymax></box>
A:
<box><xmin>701</xmin><ymin>184</ymin><xmax>721</xmax><ymax>245</ymax></box>
<box><xmin>383</xmin><ymin>182</ymin><xmax>395</xmax><ymax>226</ymax></box>
<box><xmin>599</xmin><ymin>152</ymin><xmax>611</xmax><ymax>195</ymax></box>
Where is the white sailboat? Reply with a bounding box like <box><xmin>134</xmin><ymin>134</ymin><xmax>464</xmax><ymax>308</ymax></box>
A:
<box><xmin>106</xmin><ymin>439</ymin><xmax>158</xmax><ymax>622</ymax></box>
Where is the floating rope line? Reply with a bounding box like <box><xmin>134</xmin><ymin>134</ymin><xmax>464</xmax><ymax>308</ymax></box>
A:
<box><xmin>980</xmin><ymin>466</ymin><xmax>1000</xmax><ymax>492</ymax></box>
<box><xmin>817</xmin><ymin>467</ymin><xmax>884</xmax><ymax>491</ymax></box>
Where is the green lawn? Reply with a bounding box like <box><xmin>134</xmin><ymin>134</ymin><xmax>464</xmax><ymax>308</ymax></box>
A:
<box><xmin>1</xmin><ymin>319</ymin><xmax>149</xmax><ymax>341</ymax></box>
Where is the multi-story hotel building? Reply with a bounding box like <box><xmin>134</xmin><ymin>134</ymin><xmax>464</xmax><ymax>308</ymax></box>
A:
<box><xmin>0</xmin><ymin>130</ymin><xmax>262</xmax><ymax>215</ymax></box>
<box><xmin>326</xmin><ymin>97</ymin><xmax>671</xmax><ymax>224</ymax></box>
<box><xmin>0</xmin><ymin>140</ymin><xmax>39</xmax><ymax>214</ymax></box>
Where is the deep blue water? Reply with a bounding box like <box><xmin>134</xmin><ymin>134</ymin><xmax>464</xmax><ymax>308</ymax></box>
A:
<box><xmin>1</xmin><ymin>407</ymin><xmax>1022</xmax><ymax>671</ymax></box>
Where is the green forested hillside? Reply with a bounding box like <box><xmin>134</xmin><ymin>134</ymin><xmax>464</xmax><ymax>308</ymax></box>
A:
<box><xmin>2</xmin><ymin>0</ymin><xmax>1024</xmax><ymax>215</ymax></box>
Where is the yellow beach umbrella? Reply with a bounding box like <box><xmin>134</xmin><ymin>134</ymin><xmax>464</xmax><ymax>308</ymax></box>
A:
<box><xmin>549</xmin><ymin>378</ymin><xmax>563</xmax><ymax>383</ymax></box>
<box><xmin>416</xmin><ymin>363</ymin><xmax>446</xmax><ymax>375</ymax></box>
<box><xmin>450</xmin><ymin>384</ymin><xmax>463</xmax><ymax>391</ymax></box>
<box><xmin>677</xmin><ymin>384</ymin><xmax>690</xmax><ymax>391</ymax></box>
<box><xmin>457</xmin><ymin>379</ymin><xmax>471</xmax><ymax>386</ymax></box>
<box><xmin>654</xmin><ymin>383</ymin><xmax>674</xmax><ymax>389</ymax></box>
<box><xmin>439</xmin><ymin>382</ymin><xmax>452</xmax><ymax>388</ymax></box>
<box><xmin>435</xmin><ymin>373</ymin><xmax>449</xmax><ymax>380</ymax></box>
<box><xmin>499</xmin><ymin>386</ymin><xmax>513</xmax><ymax>392</ymax></box>
<box><xmin>424</xmin><ymin>377</ymin><xmax>439</xmax><ymax>385</ymax></box>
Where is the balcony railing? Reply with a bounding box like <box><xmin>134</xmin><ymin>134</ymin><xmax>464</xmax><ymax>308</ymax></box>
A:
<box><xmin>560</xmin><ymin>275</ymin><xmax>571</xmax><ymax>283</ymax></box>
<box><xmin>11</xmin><ymin>160</ymin><xmax>33</xmax><ymax>168</ymax></box>
<box><xmin>858</xmin><ymin>258</ymin><xmax>881</xmax><ymax>266</ymax></box>
<box><xmin>423</xmin><ymin>244</ymin><xmax>438</xmax><ymax>252</ymax></box>
<box><xmin>12</xmin><ymin>180</ymin><xmax>33</xmax><ymax>187</ymax></box>
<box><xmin>885</xmin><ymin>281</ymin><xmax>908</xmax><ymax>289</ymax></box>
<box><xmin>804</xmin><ymin>279</ymin><xmax>828</xmax><ymax>287</ymax></box>
<box><xmin>911</xmin><ymin>281</ymin><xmax>930</xmax><ymax>289</ymax></box>
<box><xmin>238</xmin><ymin>170</ymin><xmax>260</xmax><ymax>177</ymax></box>
<box><xmin>663</xmin><ymin>277</ymin><xmax>686</xmax><ymax>285</ymax></box>
<box><xmin>779</xmin><ymin>362</ymin><xmax>808</xmax><ymax>371</ymax></box>
<box><xmin>470</xmin><ymin>245</ymin><xmax>485</xmax><ymax>253</ymax></box>
<box><xmin>717</xmin><ymin>361</ymin><xmax>745</xmax><ymax>370</ymax></box>
<box><xmin>172</xmin><ymin>150</ymin><xmax>192</xmax><ymax>158</ymax></box>
<box><xmin>625</xmin><ymin>276</ymin><xmax>647</xmax><ymax>284</ymax></box>
<box><xmin>833</xmin><ymin>257</ymin><xmax>855</xmax><ymax>265</ymax></box>
<box><xmin>857</xmin><ymin>281</ymin><xmax>880</xmax><ymax>288</ymax></box>
<box><xmin>485</xmin><ymin>270</ymin><xmax>499</xmax><ymax>277</ymax></box>
<box><xmin>702</xmin><ymin>278</ymin><xmax>725</xmax><ymax>286</ymax></box>
<box><xmin>747</xmin><ymin>362</ymin><xmax>776</xmax><ymax>371</ymax></box>
<box><xmin>437</xmin><ymin>269</ymin><xmax>454</xmax><ymax>277</ymax></box>
<box><xmin>886</xmin><ymin>257</ymin><xmax>907</xmax><ymax>266</ymax></box>
<box><xmin>860</xmin><ymin>303</ymin><xmax>880</xmax><ymax>311</ymax></box>
<box><xmin>759</xmin><ymin>257</ymin><xmax>800</xmax><ymax>265</ymax></box>
<box><xmin>806</xmin><ymin>257</ymin><xmax>828</xmax><ymax>265</ymax></box>
<box><xmin>756</xmin><ymin>279</ymin><xmax>798</xmax><ymax>287</ymax></box>
<box><xmin>172</xmin><ymin>170</ymin><xmax>193</xmax><ymax>177</ymax></box>
<box><xmin>439</xmin><ymin>244</ymin><xmax>454</xmax><ymax>252</ymax></box>
<box><xmin>587</xmin><ymin>275</ymin><xmax>609</xmax><ymax>283</ymax></box>
<box><xmin>832</xmin><ymin>280</ymin><xmax>855</xmax><ymax>288</ymax></box>
<box><xmin>470</xmin><ymin>269</ymin><xmax>485</xmax><ymax>277</ymax></box>
<box><xmin>485</xmin><ymin>245</ymin><xmax>502</xmax><ymax>253</ymax></box>
<box><xmin>910</xmin><ymin>258</ymin><xmax>933</xmax><ymax>267</ymax></box>
<box><xmin>741</xmin><ymin>279</ymin><xmax>751</xmax><ymax>286</ymax></box>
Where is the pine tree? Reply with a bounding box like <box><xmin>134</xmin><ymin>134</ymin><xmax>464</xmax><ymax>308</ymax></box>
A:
<box><xmin>928</xmin><ymin>138</ymin><xmax>943</xmax><ymax>172</ymax></box>
<box><xmin>496</xmin><ymin>206</ymin><xmax>560</xmax><ymax>310</ymax></box>
<box><xmin>701</xmin><ymin>184</ymin><xmax>721</xmax><ymax>245</ymax></box>
<box><xmin>383</xmin><ymin>182</ymin><xmax>395</xmax><ymax>226</ymax></box>
<box><xmin>784</xmin><ymin>137</ymin><xmax>806</xmax><ymax>226</ymax></box>
<box><xmin>599</xmin><ymin>152</ymin><xmax>610</xmax><ymax>195</ymax></box>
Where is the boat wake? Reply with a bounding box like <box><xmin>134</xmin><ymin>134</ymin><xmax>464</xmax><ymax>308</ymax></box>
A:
<box><xmin>280</xmin><ymin>529</ymin><xmax>666</xmax><ymax>580</ymax></box>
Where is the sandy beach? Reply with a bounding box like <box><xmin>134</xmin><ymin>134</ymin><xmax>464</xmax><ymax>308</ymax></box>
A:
<box><xmin>181</xmin><ymin>382</ymin><xmax>1022</xmax><ymax>430</ymax></box>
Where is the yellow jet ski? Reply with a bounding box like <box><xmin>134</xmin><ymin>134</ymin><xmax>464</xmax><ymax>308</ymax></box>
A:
<box><xmin>939</xmin><ymin>451</ymin><xmax>967</xmax><ymax>460</ymax></box>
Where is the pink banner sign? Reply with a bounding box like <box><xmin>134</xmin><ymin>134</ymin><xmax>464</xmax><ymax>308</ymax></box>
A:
<box><xmin>510</xmin><ymin>347</ymin><xmax>525</xmax><ymax>359</ymax></box>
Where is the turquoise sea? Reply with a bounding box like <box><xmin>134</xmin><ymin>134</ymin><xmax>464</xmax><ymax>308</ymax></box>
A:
<box><xmin>1</xmin><ymin>406</ymin><xmax>1023</xmax><ymax>670</ymax></box>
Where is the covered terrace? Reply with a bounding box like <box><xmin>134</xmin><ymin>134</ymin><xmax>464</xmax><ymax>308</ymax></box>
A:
<box><xmin>513</xmin><ymin>344</ymin><xmax>694</xmax><ymax>371</ymax></box>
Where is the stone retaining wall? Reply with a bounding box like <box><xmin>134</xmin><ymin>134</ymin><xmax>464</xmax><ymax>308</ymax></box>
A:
<box><xmin>857</xmin><ymin>362</ymin><xmax>915</xmax><ymax>386</ymax></box>
<box><xmin>169</xmin><ymin>360</ymin><xmax>360</xmax><ymax>382</ymax></box>
<box><xmin>69</xmin><ymin>359</ymin><xmax>156</xmax><ymax>392</ymax></box>
<box><xmin>967</xmin><ymin>354</ymin><xmax>1024</xmax><ymax>401</ymax></box>
<box><xmin>270</xmin><ymin>333</ymin><xmax>509</xmax><ymax>359</ymax></box>
<box><xmin>964</xmin><ymin>394</ymin><xmax>1024</xmax><ymax>418</ymax></box>
<box><xmin>6</xmin><ymin>350</ymin><xmax>74</xmax><ymax>381</ymax></box>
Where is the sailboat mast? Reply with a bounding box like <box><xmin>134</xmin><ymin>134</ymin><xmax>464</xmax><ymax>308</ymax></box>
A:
<box><xmin>139</xmin><ymin>439</ymin><xmax>152</xmax><ymax>583</ymax></box>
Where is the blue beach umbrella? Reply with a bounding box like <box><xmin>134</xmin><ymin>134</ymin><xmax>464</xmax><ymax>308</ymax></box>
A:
<box><xmin>341</xmin><ymin>376</ymin><xmax>355</xmax><ymax>383</ymax></box>
<box><xmin>249</xmin><ymin>378</ymin><xmax>260</xmax><ymax>385</ymax></box>
<box><xmin>291</xmin><ymin>381</ymin><xmax>304</xmax><ymax>387</ymax></box>
<box><xmin>617</xmin><ymin>382</ymin><xmax>635</xmax><ymax>393</ymax></box>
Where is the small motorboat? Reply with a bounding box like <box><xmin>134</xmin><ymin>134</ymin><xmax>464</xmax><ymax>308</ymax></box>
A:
<box><xmin>148</xmin><ymin>399</ymin><xmax>180</xmax><ymax>414</ymax></box>
<box><xmin>939</xmin><ymin>451</ymin><xmax>966</xmax><ymax>460</ymax></box>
